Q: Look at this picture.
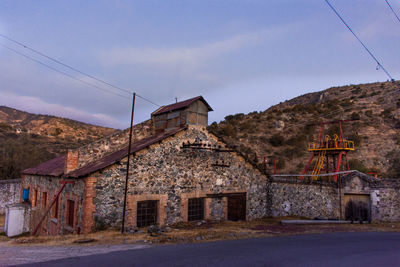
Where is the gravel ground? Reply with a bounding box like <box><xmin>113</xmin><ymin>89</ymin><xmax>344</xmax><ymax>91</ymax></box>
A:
<box><xmin>0</xmin><ymin>243</ymin><xmax>149</xmax><ymax>266</ymax></box>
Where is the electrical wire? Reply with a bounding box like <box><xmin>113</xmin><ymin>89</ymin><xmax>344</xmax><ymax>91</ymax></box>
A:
<box><xmin>324</xmin><ymin>0</ymin><xmax>395</xmax><ymax>81</ymax></box>
<box><xmin>385</xmin><ymin>0</ymin><xmax>400</xmax><ymax>24</ymax></box>
<box><xmin>0</xmin><ymin>33</ymin><xmax>161</xmax><ymax>107</ymax></box>
<box><xmin>136</xmin><ymin>94</ymin><xmax>161</xmax><ymax>107</ymax></box>
<box><xmin>0</xmin><ymin>42</ymin><xmax>131</xmax><ymax>100</ymax></box>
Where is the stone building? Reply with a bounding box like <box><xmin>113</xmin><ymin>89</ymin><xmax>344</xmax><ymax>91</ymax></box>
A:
<box><xmin>19</xmin><ymin>96</ymin><xmax>400</xmax><ymax>236</ymax></box>
<box><xmin>21</xmin><ymin>96</ymin><xmax>268</xmax><ymax>235</ymax></box>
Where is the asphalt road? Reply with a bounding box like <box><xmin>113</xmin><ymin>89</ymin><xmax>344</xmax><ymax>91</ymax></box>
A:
<box><xmin>18</xmin><ymin>232</ymin><xmax>400</xmax><ymax>267</ymax></box>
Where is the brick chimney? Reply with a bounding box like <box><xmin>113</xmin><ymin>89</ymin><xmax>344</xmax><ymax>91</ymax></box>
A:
<box><xmin>65</xmin><ymin>149</ymin><xmax>79</xmax><ymax>173</ymax></box>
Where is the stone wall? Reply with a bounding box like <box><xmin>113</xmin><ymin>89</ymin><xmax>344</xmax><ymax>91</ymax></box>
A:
<box><xmin>0</xmin><ymin>179</ymin><xmax>21</xmax><ymax>214</ymax></box>
<box><xmin>269</xmin><ymin>172</ymin><xmax>400</xmax><ymax>222</ymax></box>
<box><xmin>269</xmin><ymin>176</ymin><xmax>339</xmax><ymax>219</ymax></box>
<box><xmin>91</xmin><ymin>125</ymin><xmax>268</xmax><ymax>229</ymax></box>
<box><xmin>341</xmin><ymin>173</ymin><xmax>400</xmax><ymax>222</ymax></box>
<box><xmin>21</xmin><ymin>175</ymin><xmax>86</xmax><ymax>234</ymax></box>
<box><xmin>76</xmin><ymin>119</ymin><xmax>153</xmax><ymax>169</ymax></box>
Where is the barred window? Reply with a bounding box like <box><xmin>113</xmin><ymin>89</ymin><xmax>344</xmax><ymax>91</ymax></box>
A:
<box><xmin>188</xmin><ymin>198</ymin><xmax>204</xmax><ymax>221</ymax></box>
<box><xmin>137</xmin><ymin>200</ymin><xmax>158</xmax><ymax>227</ymax></box>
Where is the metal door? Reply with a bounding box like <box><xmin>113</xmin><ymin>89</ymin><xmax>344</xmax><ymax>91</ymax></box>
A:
<box><xmin>228</xmin><ymin>194</ymin><xmax>246</xmax><ymax>221</ymax></box>
<box><xmin>344</xmin><ymin>194</ymin><xmax>371</xmax><ymax>222</ymax></box>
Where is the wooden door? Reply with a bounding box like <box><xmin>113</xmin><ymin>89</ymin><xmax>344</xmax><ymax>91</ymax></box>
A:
<box><xmin>344</xmin><ymin>194</ymin><xmax>371</xmax><ymax>222</ymax></box>
<box><xmin>228</xmin><ymin>194</ymin><xmax>246</xmax><ymax>221</ymax></box>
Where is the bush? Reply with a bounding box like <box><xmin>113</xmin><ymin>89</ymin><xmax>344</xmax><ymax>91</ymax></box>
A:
<box><xmin>269</xmin><ymin>134</ymin><xmax>285</xmax><ymax>146</ymax></box>
<box><xmin>220</xmin><ymin>124</ymin><xmax>237</xmax><ymax>138</ymax></box>
<box><xmin>276</xmin><ymin>158</ymin><xmax>286</xmax><ymax>169</ymax></box>
<box><xmin>350</xmin><ymin>112</ymin><xmax>360</xmax><ymax>120</ymax></box>
<box><xmin>381</xmin><ymin>108</ymin><xmax>394</xmax><ymax>118</ymax></box>
<box><xmin>347</xmin><ymin>133</ymin><xmax>362</xmax><ymax>146</ymax></box>
<box><xmin>224</xmin><ymin>113</ymin><xmax>244</xmax><ymax>122</ymax></box>
<box><xmin>348</xmin><ymin>159</ymin><xmax>368</xmax><ymax>173</ymax></box>
<box><xmin>0</xmin><ymin>122</ymin><xmax>12</xmax><ymax>132</ymax></box>
<box><xmin>364</xmin><ymin>110</ymin><xmax>373</xmax><ymax>117</ymax></box>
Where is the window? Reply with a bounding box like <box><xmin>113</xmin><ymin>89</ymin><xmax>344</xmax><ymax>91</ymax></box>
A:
<box><xmin>53</xmin><ymin>197</ymin><xmax>59</xmax><ymax>219</ymax></box>
<box><xmin>33</xmin><ymin>189</ymin><xmax>38</xmax><ymax>207</ymax></box>
<box><xmin>67</xmin><ymin>200</ymin><xmax>75</xmax><ymax>227</ymax></box>
<box><xmin>42</xmin><ymin>192</ymin><xmax>48</xmax><ymax>208</ymax></box>
<box><xmin>137</xmin><ymin>200</ymin><xmax>158</xmax><ymax>227</ymax></box>
<box><xmin>22</xmin><ymin>188</ymin><xmax>30</xmax><ymax>202</ymax></box>
<box><xmin>188</xmin><ymin>198</ymin><xmax>204</xmax><ymax>221</ymax></box>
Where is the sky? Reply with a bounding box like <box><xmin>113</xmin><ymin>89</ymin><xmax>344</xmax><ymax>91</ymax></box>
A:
<box><xmin>0</xmin><ymin>0</ymin><xmax>399</xmax><ymax>129</ymax></box>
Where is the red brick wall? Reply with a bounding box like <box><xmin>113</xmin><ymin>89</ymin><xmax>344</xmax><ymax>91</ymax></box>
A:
<box><xmin>65</xmin><ymin>150</ymin><xmax>79</xmax><ymax>173</ymax></box>
<box><xmin>82</xmin><ymin>177</ymin><xmax>97</xmax><ymax>233</ymax></box>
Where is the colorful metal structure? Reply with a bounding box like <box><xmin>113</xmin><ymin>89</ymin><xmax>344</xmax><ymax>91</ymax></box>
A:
<box><xmin>301</xmin><ymin>120</ymin><xmax>355</xmax><ymax>182</ymax></box>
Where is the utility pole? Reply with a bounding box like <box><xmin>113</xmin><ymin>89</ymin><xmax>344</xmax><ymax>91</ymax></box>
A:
<box><xmin>121</xmin><ymin>92</ymin><xmax>136</xmax><ymax>233</ymax></box>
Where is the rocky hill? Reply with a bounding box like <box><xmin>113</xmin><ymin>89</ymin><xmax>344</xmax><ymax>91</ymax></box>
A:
<box><xmin>208</xmin><ymin>81</ymin><xmax>400</xmax><ymax>178</ymax></box>
<box><xmin>0</xmin><ymin>106</ymin><xmax>116</xmax><ymax>180</ymax></box>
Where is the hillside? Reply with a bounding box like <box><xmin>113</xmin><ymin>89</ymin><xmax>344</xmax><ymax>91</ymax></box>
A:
<box><xmin>0</xmin><ymin>106</ymin><xmax>117</xmax><ymax>180</ymax></box>
<box><xmin>208</xmin><ymin>81</ymin><xmax>400</xmax><ymax>178</ymax></box>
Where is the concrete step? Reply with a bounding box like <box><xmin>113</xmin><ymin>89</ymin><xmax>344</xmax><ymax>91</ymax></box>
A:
<box><xmin>281</xmin><ymin>220</ymin><xmax>351</xmax><ymax>225</ymax></box>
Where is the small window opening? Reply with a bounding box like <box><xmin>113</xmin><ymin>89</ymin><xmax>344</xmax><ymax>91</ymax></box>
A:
<box><xmin>137</xmin><ymin>200</ymin><xmax>158</xmax><ymax>227</ymax></box>
<box><xmin>33</xmin><ymin>189</ymin><xmax>38</xmax><ymax>207</ymax></box>
<box><xmin>42</xmin><ymin>192</ymin><xmax>48</xmax><ymax>208</ymax></box>
<box><xmin>53</xmin><ymin>197</ymin><xmax>59</xmax><ymax>218</ymax></box>
<box><xmin>188</xmin><ymin>198</ymin><xmax>204</xmax><ymax>221</ymax></box>
<box><xmin>67</xmin><ymin>200</ymin><xmax>75</xmax><ymax>227</ymax></box>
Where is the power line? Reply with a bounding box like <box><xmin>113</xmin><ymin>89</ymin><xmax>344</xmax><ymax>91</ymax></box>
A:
<box><xmin>0</xmin><ymin>42</ymin><xmax>131</xmax><ymax>100</ymax></box>
<box><xmin>136</xmin><ymin>94</ymin><xmax>161</xmax><ymax>107</ymax></box>
<box><xmin>0</xmin><ymin>33</ymin><xmax>161</xmax><ymax>107</ymax></box>
<box><xmin>324</xmin><ymin>0</ymin><xmax>395</xmax><ymax>81</ymax></box>
<box><xmin>385</xmin><ymin>0</ymin><xmax>400</xmax><ymax>24</ymax></box>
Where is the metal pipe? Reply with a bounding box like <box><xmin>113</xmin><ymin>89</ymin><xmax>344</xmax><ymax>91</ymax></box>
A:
<box><xmin>121</xmin><ymin>92</ymin><xmax>136</xmax><ymax>233</ymax></box>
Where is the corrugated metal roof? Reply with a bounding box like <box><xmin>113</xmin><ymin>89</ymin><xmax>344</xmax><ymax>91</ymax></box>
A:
<box><xmin>151</xmin><ymin>96</ymin><xmax>213</xmax><ymax>116</ymax></box>
<box><xmin>22</xmin><ymin>155</ymin><xmax>66</xmax><ymax>177</ymax></box>
<box><xmin>65</xmin><ymin>127</ymin><xmax>185</xmax><ymax>178</ymax></box>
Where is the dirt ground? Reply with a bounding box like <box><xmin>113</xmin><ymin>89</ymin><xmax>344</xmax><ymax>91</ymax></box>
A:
<box><xmin>1</xmin><ymin>217</ymin><xmax>400</xmax><ymax>247</ymax></box>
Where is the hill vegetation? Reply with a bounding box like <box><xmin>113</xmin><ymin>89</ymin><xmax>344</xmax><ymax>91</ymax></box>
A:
<box><xmin>0</xmin><ymin>106</ymin><xmax>116</xmax><ymax>180</ymax></box>
<box><xmin>208</xmin><ymin>81</ymin><xmax>400</xmax><ymax>178</ymax></box>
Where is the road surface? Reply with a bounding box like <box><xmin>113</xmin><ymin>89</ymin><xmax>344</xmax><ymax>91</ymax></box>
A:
<box><xmin>14</xmin><ymin>232</ymin><xmax>400</xmax><ymax>266</ymax></box>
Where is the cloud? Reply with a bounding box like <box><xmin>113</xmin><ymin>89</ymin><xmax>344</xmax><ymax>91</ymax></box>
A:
<box><xmin>0</xmin><ymin>91</ymin><xmax>125</xmax><ymax>129</ymax></box>
<box><xmin>99</xmin><ymin>27</ymin><xmax>287</xmax><ymax>67</ymax></box>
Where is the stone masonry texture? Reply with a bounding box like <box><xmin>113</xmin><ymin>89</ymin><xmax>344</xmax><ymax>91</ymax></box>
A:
<box><xmin>0</xmin><ymin>179</ymin><xmax>21</xmax><ymax>214</ymax></box>
<box><xmin>91</xmin><ymin>125</ymin><xmax>268</xmax><ymax>229</ymax></box>
<box><xmin>269</xmin><ymin>172</ymin><xmax>400</xmax><ymax>222</ymax></box>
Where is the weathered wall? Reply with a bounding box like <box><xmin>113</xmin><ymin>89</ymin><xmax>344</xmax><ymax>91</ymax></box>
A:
<box><xmin>76</xmin><ymin>119</ymin><xmax>153</xmax><ymax>169</ymax></box>
<box><xmin>269</xmin><ymin>177</ymin><xmax>339</xmax><ymax>219</ymax></box>
<box><xmin>341</xmin><ymin>173</ymin><xmax>400</xmax><ymax>222</ymax></box>
<box><xmin>270</xmin><ymin>172</ymin><xmax>400</xmax><ymax>222</ymax></box>
<box><xmin>91</xmin><ymin>125</ymin><xmax>268</xmax><ymax>229</ymax></box>
<box><xmin>21</xmin><ymin>175</ymin><xmax>86</xmax><ymax>235</ymax></box>
<box><xmin>0</xmin><ymin>179</ymin><xmax>21</xmax><ymax>214</ymax></box>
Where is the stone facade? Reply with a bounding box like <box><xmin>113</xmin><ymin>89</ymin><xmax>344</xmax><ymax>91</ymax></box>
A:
<box><xmin>21</xmin><ymin>175</ymin><xmax>86</xmax><ymax>235</ymax></box>
<box><xmin>0</xmin><ymin>179</ymin><xmax>21</xmax><ymax>214</ymax></box>
<box><xmin>269</xmin><ymin>172</ymin><xmax>400</xmax><ymax>222</ymax></box>
<box><xmin>91</xmin><ymin>125</ymin><xmax>267</xmax><ymax>229</ymax></box>
<box><xmin>269</xmin><ymin>177</ymin><xmax>339</xmax><ymax>219</ymax></box>
<box><xmin>76</xmin><ymin>119</ymin><xmax>153</xmax><ymax>169</ymax></box>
